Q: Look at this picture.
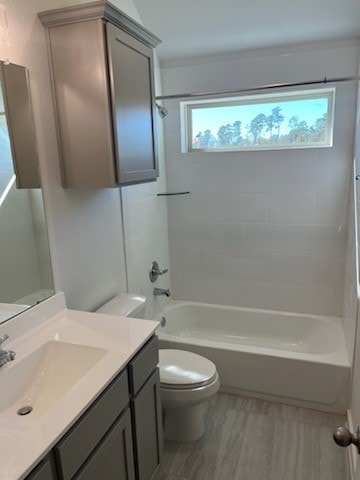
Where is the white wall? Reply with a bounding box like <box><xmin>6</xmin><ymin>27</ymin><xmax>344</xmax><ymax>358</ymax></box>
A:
<box><xmin>29</xmin><ymin>190</ymin><xmax>53</xmax><ymax>290</ymax></box>
<box><xmin>162</xmin><ymin>40</ymin><xmax>359</xmax><ymax>315</ymax></box>
<box><xmin>0</xmin><ymin>104</ymin><xmax>52</xmax><ymax>303</ymax></box>
<box><xmin>0</xmin><ymin>0</ymin><xmax>146</xmax><ymax>312</ymax></box>
<box><xmin>121</xmin><ymin>56</ymin><xmax>171</xmax><ymax>319</ymax></box>
<box><xmin>0</xmin><ymin>185</ymin><xmax>42</xmax><ymax>302</ymax></box>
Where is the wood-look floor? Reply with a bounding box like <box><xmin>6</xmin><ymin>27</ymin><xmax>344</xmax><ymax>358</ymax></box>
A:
<box><xmin>156</xmin><ymin>393</ymin><xmax>349</xmax><ymax>480</ymax></box>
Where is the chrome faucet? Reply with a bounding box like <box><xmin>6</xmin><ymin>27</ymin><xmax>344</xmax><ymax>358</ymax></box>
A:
<box><xmin>153</xmin><ymin>288</ymin><xmax>171</xmax><ymax>297</ymax></box>
<box><xmin>0</xmin><ymin>334</ymin><xmax>16</xmax><ymax>368</ymax></box>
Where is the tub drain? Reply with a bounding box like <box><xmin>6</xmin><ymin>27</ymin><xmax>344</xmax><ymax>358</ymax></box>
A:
<box><xmin>17</xmin><ymin>406</ymin><xmax>33</xmax><ymax>416</ymax></box>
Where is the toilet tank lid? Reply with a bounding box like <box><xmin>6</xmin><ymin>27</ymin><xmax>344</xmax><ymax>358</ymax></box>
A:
<box><xmin>96</xmin><ymin>293</ymin><xmax>146</xmax><ymax>317</ymax></box>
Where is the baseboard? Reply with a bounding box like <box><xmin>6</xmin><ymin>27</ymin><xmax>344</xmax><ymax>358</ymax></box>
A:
<box><xmin>347</xmin><ymin>409</ymin><xmax>356</xmax><ymax>480</ymax></box>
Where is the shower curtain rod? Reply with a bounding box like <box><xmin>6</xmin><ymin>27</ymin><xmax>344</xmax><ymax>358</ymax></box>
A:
<box><xmin>155</xmin><ymin>76</ymin><xmax>360</xmax><ymax>101</ymax></box>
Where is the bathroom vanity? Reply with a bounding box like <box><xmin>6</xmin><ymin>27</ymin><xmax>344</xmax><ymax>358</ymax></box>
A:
<box><xmin>39</xmin><ymin>1</ymin><xmax>161</xmax><ymax>188</ymax></box>
<box><xmin>0</xmin><ymin>294</ymin><xmax>162</xmax><ymax>480</ymax></box>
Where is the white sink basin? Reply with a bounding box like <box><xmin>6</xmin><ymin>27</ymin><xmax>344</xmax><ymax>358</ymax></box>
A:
<box><xmin>0</xmin><ymin>341</ymin><xmax>107</xmax><ymax>417</ymax></box>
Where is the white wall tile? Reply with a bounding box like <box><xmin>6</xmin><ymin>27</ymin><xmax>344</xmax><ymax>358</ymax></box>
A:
<box><xmin>223</xmin><ymin>193</ymin><xmax>267</xmax><ymax>223</ymax></box>
<box><xmin>244</xmin><ymin>224</ymin><xmax>288</xmax><ymax>254</ymax></box>
<box><xmin>165</xmin><ymin>161</ymin><xmax>194</xmax><ymax>191</ymax></box>
<box><xmin>241</xmin><ymin>157</ymin><xmax>290</xmax><ymax>193</ymax></box>
<box><xmin>223</xmin><ymin>252</ymin><xmax>343</xmax><ymax>287</ymax></box>
<box><xmin>280</xmin><ymin>284</ymin><xmax>338</xmax><ymax>315</ymax></box>
<box><xmin>192</xmin><ymin>160</ymin><xmax>243</xmax><ymax>193</ymax></box>
<box><xmin>288</xmin><ymin>225</ymin><xmax>346</xmax><ymax>256</ymax></box>
<box><xmin>314</xmin><ymin>192</ymin><xmax>347</xmax><ymax>225</ymax></box>
<box><xmin>167</xmin><ymin>193</ymin><xmax>224</xmax><ymax>224</ymax></box>
<box><xmin>289</xmin><ymin>152</ymin><xmax>347</xmax><ymax>193</ymax></box>
<box><xmin>267</xmin><ymin>193</ymin><xmax>314</xmax><ymax>225</ymax></box>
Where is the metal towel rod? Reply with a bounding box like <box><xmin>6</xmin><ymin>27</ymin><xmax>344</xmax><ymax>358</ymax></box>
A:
<box><xmin>157</xmin><ymin>191</ymin><xmax>190</xmax><ymax>196</ymax></box>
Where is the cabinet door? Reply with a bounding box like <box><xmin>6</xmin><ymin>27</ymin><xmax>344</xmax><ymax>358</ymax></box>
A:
<box><xmin>26</xmin><ymin>454</ymin><xmax>57</xmax><ymax>480</ymax></box>
<box><xmin>55</xmin><ymin>370</ymin><xmax>129</xmax><ymax>480</ymax></box>
<box><xmin>106</xmin><ymin>23</ymin><xmax>159</xmax><ymax>186</ymax></box>
<box><xmin>74</xmin><ymin>408</ymin><xmax>135</xmax><ymax>480</ymax></box>
<box><xmin>46</xmin><ymin>19</ymin><xmax>116</xmax><ymax>188</ymax></box>
<box><xmin>131</xmin><ymin>369</ymin><xmax>163</xmax><ymax>480</ymax></box>
<box><xmin>0</xmin><ymin>62</ymin><xmax>41</xmax><ymax>188</ymax></box>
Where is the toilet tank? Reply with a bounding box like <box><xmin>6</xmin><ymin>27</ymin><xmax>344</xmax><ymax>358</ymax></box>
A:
<box><xmin>96</xmin><ymin>293</ymin><xmax>146</xmax><ymax>318</ymax></box>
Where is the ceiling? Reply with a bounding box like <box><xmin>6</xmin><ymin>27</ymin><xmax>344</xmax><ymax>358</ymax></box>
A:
<box><xmin>132</xmin><ymin>0</ymin><xmax>360</xmax><ymax>63</ymax></box>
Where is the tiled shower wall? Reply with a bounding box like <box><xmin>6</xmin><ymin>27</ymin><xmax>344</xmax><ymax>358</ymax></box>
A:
<box><xmin>162</xmin><ymin>41</ymin><xmax>359</xmax><ymax>315</ymax></box>
<box><xmin>121</xmin><ymin>56</ymin><xmax>171</xmax><ymax>319</ymax></box>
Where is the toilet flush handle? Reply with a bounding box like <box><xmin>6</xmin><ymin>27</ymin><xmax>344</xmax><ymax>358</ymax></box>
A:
<box><xmin>333</xmin><ymin>426</ymin><xmax>360</xmax><ymax>453</ymax></box>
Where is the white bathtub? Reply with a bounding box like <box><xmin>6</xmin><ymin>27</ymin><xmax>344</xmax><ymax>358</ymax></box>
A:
<box><xmin>155</xmin><ymin>300</ymin><xmax>350</xmax><ymax>413</ymax></box>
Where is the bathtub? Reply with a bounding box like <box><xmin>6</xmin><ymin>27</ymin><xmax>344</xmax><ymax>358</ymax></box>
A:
<box><xmin>155</xmin><ymin>300</ymin><xmax>350</xmax><ymax>413</ymax></box>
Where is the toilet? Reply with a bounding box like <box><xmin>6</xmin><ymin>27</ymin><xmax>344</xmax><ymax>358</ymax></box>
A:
<box><xmin>96</xmin><ymin>294</ymin><xmax>220</xmax><ymax>443</ymax></box>
<box><xmin>159</xmin><ymin>348</ymin><xmax>219</xmax><ymax>442</ymax></box>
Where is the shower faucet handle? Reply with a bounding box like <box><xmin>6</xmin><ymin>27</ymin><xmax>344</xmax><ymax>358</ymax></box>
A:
<box><xmin>149</xmin><ymin>261</ymin><xmax>168</xmax><ymax>283</ymax></box>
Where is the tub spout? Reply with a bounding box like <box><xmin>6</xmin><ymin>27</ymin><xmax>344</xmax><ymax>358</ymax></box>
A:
<box><xmin>154</xmin><ymin>288</ymin><xmax>171</xmax><ymax>297</ymax></box>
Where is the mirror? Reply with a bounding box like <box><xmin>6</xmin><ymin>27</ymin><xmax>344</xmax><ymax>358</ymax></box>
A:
<box><xmin>0</xmin><ymin>60</ymin><xmax>54</xmax><ymax>323</ymax></box>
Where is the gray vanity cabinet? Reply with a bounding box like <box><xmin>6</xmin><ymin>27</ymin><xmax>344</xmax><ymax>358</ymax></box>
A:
<box><xmin>24</xmin><ymin>335</ymin><xmax>162</xmax><ymax>480</ymax></box>
<box><xmin>38</xmin><ymin>1</ymin><xmax>160</xmax><ymax>188</ymax></box>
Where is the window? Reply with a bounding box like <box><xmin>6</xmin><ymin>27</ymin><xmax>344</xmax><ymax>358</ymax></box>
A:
<box><xmin>181</xmin><ymin>88</ymin><xmax>335</xmax><ymax>152</ymax></box>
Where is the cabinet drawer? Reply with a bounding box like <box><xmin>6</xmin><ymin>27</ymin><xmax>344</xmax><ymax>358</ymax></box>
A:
<box><xmin>128</xmin><ymin>336</ymin><xmax>158</xmax><ymax>395</ymax></box>
<box><xmin>55</xmin><ymin>369</ymin><xmax>129</xmax><ymax>480</ymax></box>
<box><xmin>74</xmin><ymin>408</ymin><xmax>135</xmax><ymax>480</ymax></box>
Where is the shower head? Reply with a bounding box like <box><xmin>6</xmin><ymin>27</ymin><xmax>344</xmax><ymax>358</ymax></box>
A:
<box><xmin>156</xmin><ymin>103</ymin><xmax>168</xmax><ymax>118</ymax></box>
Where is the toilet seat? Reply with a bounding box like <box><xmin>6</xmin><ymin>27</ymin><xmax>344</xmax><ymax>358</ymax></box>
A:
<box><xmin>159</xmin><ymin>349</ymin><xmax>217</xmax><ymax>389</ymax></box>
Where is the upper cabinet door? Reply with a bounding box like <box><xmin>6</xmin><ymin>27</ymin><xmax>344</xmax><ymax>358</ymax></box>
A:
<box><xmin>107</xmin><ymin>23</ymin><xmax>159</xmax><ymax>186</ymax></box>
<box><xmin>46</xmin><ymin>19</ymin><xmax>117</xmax><ymax>188</ymax></box>
<box><xmin>0</xmin><ymin>62</ymin><xmax>41</xmax><ymax>189</ymax></box>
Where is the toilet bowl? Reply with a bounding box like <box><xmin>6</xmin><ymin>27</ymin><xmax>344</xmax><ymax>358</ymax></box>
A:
<box><xmin>159</xmin><ymin>349</ymin><xmax>220</xmax><ymax>442</ymax></box>
<box><xmin>96</xmin><ymin>294</ymin><xmax>220</xmax><ymax>443</ymax></box>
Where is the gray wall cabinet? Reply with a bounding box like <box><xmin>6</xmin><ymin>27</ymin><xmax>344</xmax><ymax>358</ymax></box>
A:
<box><xmin>25</xmin><ymin>336</ymin><xmax>162</xmax><ymax>480</ymax></box>
<box><xmin>39</xmin><ymin>1</ymin><xmax>161</xmax><ymax>188</ymax></box>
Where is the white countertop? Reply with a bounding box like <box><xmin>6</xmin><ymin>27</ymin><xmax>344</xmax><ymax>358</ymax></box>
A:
<box><xmin>0</xmin><ymin>294</ymin><xmax>158</xmax><ymax>480</ymax></box>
